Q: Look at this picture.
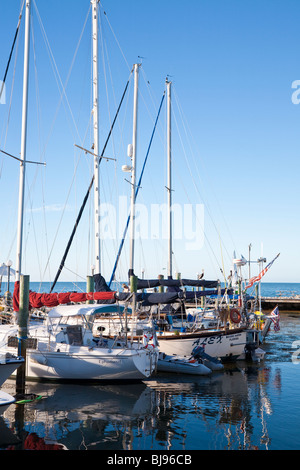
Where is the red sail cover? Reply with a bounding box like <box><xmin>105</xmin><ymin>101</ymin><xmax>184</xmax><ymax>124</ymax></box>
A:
<box><xmin>13</xmin><ymin>281</ymin><xmax>116</xmax><ymax>312</ymax></box>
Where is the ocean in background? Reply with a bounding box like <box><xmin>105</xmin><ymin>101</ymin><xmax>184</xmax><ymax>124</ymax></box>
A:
<box><xmin>2</xmin><ymin>281</ymin><xmax>300</xmax><ymax>298</ymax></box>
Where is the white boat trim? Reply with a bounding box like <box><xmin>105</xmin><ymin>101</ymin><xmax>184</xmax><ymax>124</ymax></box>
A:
<box><xmin>0</xmin><ymin>390</ymin><xmax>16</xmax><ymax>409</ymax></box>
<box><xmin>0</xmin><ymin>355</ymin><xmax>24</xmax><ymax>387</ymax></box>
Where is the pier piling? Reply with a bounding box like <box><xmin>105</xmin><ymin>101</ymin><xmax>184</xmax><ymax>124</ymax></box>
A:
<box><xmin>16</xmin><ymin>274</ymin><xmax>29</xmax><ymax>395</ymax></box>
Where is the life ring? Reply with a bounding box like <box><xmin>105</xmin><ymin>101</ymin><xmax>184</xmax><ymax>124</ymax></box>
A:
<box><xmin>143</xmin><ymin>334</ymin><xmax>154</xmax><ymax>349</ymax></box>
<box><xmin>230</xmin><ymin>308</ymin><xmax>241</xmax><ymax>324</ymax></box>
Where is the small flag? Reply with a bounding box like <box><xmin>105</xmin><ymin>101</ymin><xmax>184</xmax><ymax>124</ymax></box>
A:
<box><xmin>270</xmin><ymin>305</ymin><xmax>280</xmax><ymax>332</ymax></box>
<box><xmin>271</xmin><ymin>306</ymin><xmax>279</xmax><ymax>316</ymax></box>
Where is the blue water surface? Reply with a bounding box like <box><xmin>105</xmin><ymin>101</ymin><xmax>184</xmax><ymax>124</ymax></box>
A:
<box><xmin>0</xmin><ymin>313</ymin><xmax>299</xmax><ymax>451</ymax></box>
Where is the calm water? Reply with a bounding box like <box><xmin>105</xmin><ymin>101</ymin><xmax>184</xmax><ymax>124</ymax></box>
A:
<box><xmin>0</xmin><ymin>311</ymin><xmax>300</xmax><ymax>452</ymax></box>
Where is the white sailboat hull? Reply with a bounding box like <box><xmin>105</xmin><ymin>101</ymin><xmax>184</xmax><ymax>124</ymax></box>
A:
<box><xmin>0</xmin><ymin>357</ymin><xmax>24</xmax><ymax>387</ymax></box>
<box><xmin>157</xmin><ymin>328</ymin><xmax>250</xmax><ymax>361</ymax></box>
<box><xmin>0</xmin><ymin>356</ymin><xmax>23</xmax><ymax>410</ymax></box>
<box><xmin>93</xmin><ymin>316</ymin><xmax>253</xmax><ymax>362</ymax></box>
<box><xmin>26</xmin><ymin>346</ymin><xmax>156</xmax><ymax>381</ymax></box>
<box><xmin>0</xmin><ymin>390</ymin><xmax>16</xmax><ymax>410</ymax></box>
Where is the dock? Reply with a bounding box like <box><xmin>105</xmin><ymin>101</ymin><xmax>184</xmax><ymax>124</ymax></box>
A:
<box><xmin>186</xmin><ymin>298</ymin><xmax>300</xmax><ymax>313</ymax></box>
<box><xmin>261</xmin><ymin>297</ymin><xmax>300</xmax><ymax>312</ymax></box>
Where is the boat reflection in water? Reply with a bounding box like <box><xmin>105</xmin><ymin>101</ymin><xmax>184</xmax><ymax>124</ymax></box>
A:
<box><xmin>0</xmin><ymin>364</ymin><xmax>283</xmax><ymax>450</ymax></box>
<box><xmin>146</xmin><ymin>365</ymin><xmax>279</xmax><ymax>450</ymax></box>
<box><xmin>1</xmin><ymin>380</ymin><xmax>157</xmax><ymax>450</ymax></box>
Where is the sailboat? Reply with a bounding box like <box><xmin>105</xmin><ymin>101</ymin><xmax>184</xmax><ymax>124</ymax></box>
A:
<box><xmin>92</xmin><ymin>78</ymin><xmax>260</xmax><ymax>363</ymax></box>
<box><xmin>0</xmin><ymin>353</ymin><xmax>24</xmax><ymax>409</ymax></box>
<box><xmin>93</xmin><ymin>79</ymin><xmax>256</xmax><ymax>363</ymax></box>
<box><xmin>0</xmin><ymin>0</ymin><xmax>157</xmax><ymax>382</ymax></box>
<box><xmin>131</xmin><ymin>79</ymin><xmax>258</xmax><ymax>362</ymax></box>
<box><xmin>0</xmin><ymin>304</ymin><xmax>156</xmax><ymax>381</ymax></box>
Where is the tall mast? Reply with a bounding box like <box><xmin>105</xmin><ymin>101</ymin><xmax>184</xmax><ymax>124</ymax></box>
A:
<box><xmin>92</xmin><ymin>0</ymin><xmax>101</xmax><ymax>274</ymax></box>
<box><xmin>16</xmin><ymin>0</ymin><xmax>31</xmax><ymax>282</ymax></box>
<box><xmin>128</xmin><ymin>63</ymin><xmax>140</xmax><ymax>277</ymax></box>
<box><xmin>166</xmin><ymin>79</ymin><xmax>172</xmax><ymax>279</ymax></box>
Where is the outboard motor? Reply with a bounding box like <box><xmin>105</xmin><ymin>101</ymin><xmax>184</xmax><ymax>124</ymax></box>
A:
<box><xmin>191</xmin><ymin>345</ymin><xmax>224</xmax><ymax>371</ymax></box>
<box><xmin>244</xmin><ymin>342</ymin><xmax>259</xmax><ymax>362</ymax></box>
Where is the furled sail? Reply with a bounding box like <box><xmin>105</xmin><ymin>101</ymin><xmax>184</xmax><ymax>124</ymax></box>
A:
<box><xmin>13</xmin><ymin>278</ymin><xmax>231</xmax><ymax>311</ymax></box>
<box><xmin>135</xmin><ymin>278</ymin><xmax>219</xmax><ymax>290</ymax></box>
<box><xmin>12</xmin><ymin>281</ymin><xmax>116</xmax><ymax>312</ymax></box>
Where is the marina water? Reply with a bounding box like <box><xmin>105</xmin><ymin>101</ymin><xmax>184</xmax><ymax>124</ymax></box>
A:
<box><xmin>0</xmin><ymin>282</ymin><xmax>300</xmax><ymax>451</ymax></box>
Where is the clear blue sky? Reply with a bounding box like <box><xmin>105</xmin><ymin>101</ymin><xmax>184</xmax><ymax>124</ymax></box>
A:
<box><xmin>0</xmin><ymin>0</ymin><xmax>299</xmax><ymax>285</ymax></box>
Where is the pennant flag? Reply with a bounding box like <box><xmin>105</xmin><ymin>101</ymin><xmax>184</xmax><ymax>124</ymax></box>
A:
<box><xmin>244</xmin><ymin>253</ymin><xmax>280</xmax><ymax>290</ymax></box>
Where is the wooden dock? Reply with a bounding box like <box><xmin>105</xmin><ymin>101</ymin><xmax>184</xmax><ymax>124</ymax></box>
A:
<box><xmin>184</xmin><ymin>297</ymin><xmax>300</xmax><ymax>312</ymax></box>
<box><xmin>261</xmin><ymin>297</ymin><xmax>300</xmax><ymax>312</ymax></box>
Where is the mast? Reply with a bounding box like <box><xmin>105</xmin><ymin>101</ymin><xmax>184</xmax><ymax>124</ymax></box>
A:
<box><xmin>92</xmin><ymin>0</ymin><xmax>101</xmax><ymax>274</ymax></box>
<box><xmin>166</xmin><ymin>79</ymin><xmax>172</xmax><ymax>279</ymax></box>
<box><xmin>128</xmin><ymin>63</ymin><xmax>140</xmax><ymax>277</ymax></box>
<box><xmin>16</xmin><ymin>0</ymin><xmax>31</xmax><ymax>282</ymax></box>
